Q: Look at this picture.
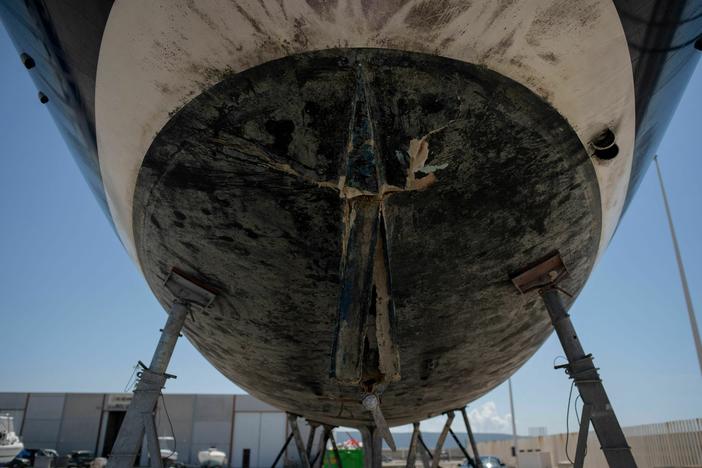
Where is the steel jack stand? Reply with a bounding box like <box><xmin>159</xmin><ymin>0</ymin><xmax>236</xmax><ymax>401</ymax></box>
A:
<box><xmin>511</xmin><ymin>253</ymin><xmax>637</xmax><ymax>468</ymax></box>
<box><xmin>311</xmin><ymin>424</ymin><xmax>334</xmax><ymax>468</ymax></box>
<box><xmin>360</xmin><ymin>425</ymin><xmax>384</xmax><ymax>468</ymax></box>
<box><xmin>270</xmin><ymin>414</ymin><xmax>340</xmax><ymax>468</ymax></box>
<box><xmin>445</xmin><ymin>408</ymin><xmax>483</xmax><ymax>468</ymax></box>
<box><xmin>406</xmin><ymin>422</ymin><xmax>431</xmax><ymax>468</ymax></box>
<box><xmin>107</xmin><ymin>269</ymin><xmax>216</xmax><ymax>468</ymax></box>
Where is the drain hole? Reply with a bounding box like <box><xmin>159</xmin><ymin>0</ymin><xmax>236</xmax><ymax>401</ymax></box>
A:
<box><xmin>20</xmin><ymin>53</ymin><xmax>35</xmax><ymax>69</ymax></box>
<box><xmin>592</xmin><ymin>128</ymin><xmax>618</xmax><ymax>160</ymax></box>
<box><xmin>594</xmin><ymin>144</ymin><xmax>619</xmax><ymax>160</ymax></box>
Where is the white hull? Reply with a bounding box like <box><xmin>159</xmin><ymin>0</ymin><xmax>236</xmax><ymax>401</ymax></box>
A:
<box><xmin>197</xmin><ymin>449</ymin><xmax>226</xmax><ymax>467</ymax></box>
<box><xmin>0</xmin><ymin>442</ymin><xmax>24</xmax><ymax>464</ymax></box>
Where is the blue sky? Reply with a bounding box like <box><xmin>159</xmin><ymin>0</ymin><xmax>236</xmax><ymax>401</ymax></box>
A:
<box><xmin>0</xmin><ymin>23</ymin><xmax>700</xmax><ymax>435</ymax></box>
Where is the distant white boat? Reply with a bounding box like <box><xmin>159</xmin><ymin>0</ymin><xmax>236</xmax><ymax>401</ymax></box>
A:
<box><xmin>0</xmin><ymin>415</ymin><xmax>23</xmax><ymax>464</ymax></box>
<box><xmin>197</xmin><ymin>447</ymin><xmax>226</xmax><ymax>467</ymax></box>
<box><xmin>158</xmin><ymin>436</ymin><xmax>178</xmax><ymax>464</ymax></box>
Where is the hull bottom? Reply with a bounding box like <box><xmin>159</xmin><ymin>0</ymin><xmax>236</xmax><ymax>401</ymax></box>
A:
<box><xmin>132</xmin><ymin>49</ymin><xmax>601</xmax><ymax>426</ymax></box>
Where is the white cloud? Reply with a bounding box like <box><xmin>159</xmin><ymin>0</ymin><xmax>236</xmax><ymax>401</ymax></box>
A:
<box><xmin>390</xmin><ymin>401</ymin><xmax>512</xmax><ymax>434</ymax></box>
<box><xmin>467</xmin><ymin>401</ymin><xmax>512</xmax><ymax>433</ymax></box>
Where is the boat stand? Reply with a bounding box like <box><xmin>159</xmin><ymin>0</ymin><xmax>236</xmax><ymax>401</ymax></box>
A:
<box><xmin>448</xmin><ymin>408</ymin><xmax>483</xmax><ymax>468</ymax></box>
<box><xmin>360</xmin><ymin>425</ymin><xmax>384</xmax><ymax>468</ymax></box>
<box><xmin>107</xmin><ymin>270</ymin><xmax>216</xmax><ymax>468</ymax></box>
<box><xmin>404</xmin><ymin>408</ymin><xmax>483</xmax><ymax>468</ymax></box>
<box><xmin>404</xmin><ymin>421</ymin><xmax>440</xmax><ymax>468</ymax></box>
<box><xmin>270</xmin><ymin>415</ymin><xmax>340</xmax><ymax>468</ymax></box>
<box><xmin>311</xmin><ymin>424</ymin><xmax>335</xmax><ymax>467</ymax></box>
<box><xmin>511</xmin><ymin>253</ymin><xmax>637</xmax><ymax>468</ymax></box>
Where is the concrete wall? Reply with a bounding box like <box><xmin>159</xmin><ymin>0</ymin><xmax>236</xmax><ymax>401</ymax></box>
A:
<box><xmin>476</xmin><ymin>418</ymin><xmax>702</xmax><ymax>468</ymax></box>
<box><xmin>0</xmin><ymin>393</ymin><xmax>291</xmax><ymax>467</ymax></box>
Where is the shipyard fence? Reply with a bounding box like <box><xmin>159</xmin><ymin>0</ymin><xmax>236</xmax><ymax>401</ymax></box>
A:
<box><xmin>474</xmin><ymin>418</ymin><xmax>702</xmax><ymax>468</ymax></box>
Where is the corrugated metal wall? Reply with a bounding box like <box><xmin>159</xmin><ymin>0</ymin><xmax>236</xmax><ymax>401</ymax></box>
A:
<box><xmin>5</xmin><ymin>393</ymin><xmax>699</xmax><ymax>467</ymax></box>
<box><xmin>0</xmin><ymin>393</ymin><xmax>288</xmax><ymax>467</ymax></box>
<box><xmin>22</xmin><ymin>394</ymin><xmax>66</xmax><ymax>450</ymax></box>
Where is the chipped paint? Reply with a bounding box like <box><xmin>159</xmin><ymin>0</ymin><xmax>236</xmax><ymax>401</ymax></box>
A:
<box><xmin>417</xmin><ymin>163</ymin><xmax>449</xmax><ymax>174</ymax></box>
<box><xmin>404</xmin><ymin>121</ymin><xmax>457</xmax><ymax>190</ymax></box>
<box><xmin>132</xmin><ymin>49</ymin><xmax>601</xmax><ymax>426</ymax></box>
<box><xmin>372</xmin><ymin>211</ymin><xmax>401</xmax><ymax>383</ymax></box>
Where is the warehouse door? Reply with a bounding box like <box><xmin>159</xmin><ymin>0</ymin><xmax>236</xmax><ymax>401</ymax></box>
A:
<box><xmin>101</xmin><ymin>411</ymin><xmax>126</xmax><ymax>457</ymax></box>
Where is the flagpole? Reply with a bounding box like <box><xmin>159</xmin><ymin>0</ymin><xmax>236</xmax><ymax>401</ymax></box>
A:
<box><xmin>508</xmin><ymin>378</ymin><xmax>519</xmax><ymax>467</ymax></box>
<box><xmin>654</xmin><ymin>155</ymin><xmax>702</xmax><ymax>376</ymax></box>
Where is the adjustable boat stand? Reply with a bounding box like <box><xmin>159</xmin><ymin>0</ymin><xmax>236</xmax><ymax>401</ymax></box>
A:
<box><xmin>405</xmin><ymin>420</ymin><xmax>445</xmax><ymax>468</ymax></box>
<box><xmin>107</xmin><ymin>269</ymin><xmax>216</xmax><ymax>468</ymax></box>
<box><xmin>511</xmin><ymin>252</ymin><xmax>637</xmax><ymax>468</ymax></box>
<box><xmin>405</xmin><ymin>409</ymin><xmax>483</xmax><ymax>468</ymax></box>
<box><xmin>448</xmin><ymin>408</ymin><xmax>483</xmax><ymax>468</ymax></box>
<box><xmin>406</xmin><ymin>422</ymin><xmax>427</xmax><ymax>468</ymax></box>
<box><xmin>270</xmin><ymin>415</ymin><xmax>340</xmax><ymax>468</ymax></box>
<box><xmin>360</xmin><ymin>425</ymin><xmax>384</xmax><ymax>468</ymax></box>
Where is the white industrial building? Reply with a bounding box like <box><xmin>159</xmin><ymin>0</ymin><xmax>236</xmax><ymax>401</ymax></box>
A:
<box><xmin>0</xmin><ymin>393</ymin><xmax>292</xmax><ymax>467</ymax></box>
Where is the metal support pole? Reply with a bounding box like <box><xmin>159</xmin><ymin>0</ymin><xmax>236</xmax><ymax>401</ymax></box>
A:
<box><xmin>270</xmin><ymin>432</ymin><xmax>294</xmax><ymax>468</ymax></box>
<box><xmin>306</xmin><ymin>421</ymin><xmax>319</xmax><ymax>461</ymax></box>
<box><xmin>541</xmin><ymin>286</ymin><xmax>637</xmax><ymax>468</ymax></box>
<box><xmin>360</xmin><ymin>426</ymin><xmax>382</xmax><ymax>468</ymax></box>
<box><xmin>312</xmin><ymin>425</ymin><xmax>332</xmax><ymax>468</ymax></box>
<box><xmin>143</xmin><ymin>415</ymin><xmax>163</xmax><ymax>468</ymax></box>
<box><xmin>508</xmin><ymin>379</ymin><xmax>519</xmax><ymax>468</ymax></box>
<box><xmin>418</xmin><ymin>434</ymin><xmax>432</xmax><ymax>468</ymax></box>
<box><xmin>406</xmin><ymin>423</ymin><xmax>420</xmax><ymax>468</ymax></box>
<box><xmin>149</xmin><ymin>301</ymin><xmax>189</xmax><ymax>373</ymax></box>
<box><xmin>449</xmin><ymin>428</ymin><xmax>475</xmax><ymax>467</ymax></box>
<box><xmin>289</xmin><ymin>414</ymin><xmax>311</xmax><ymax>468</ymax></box>
<box><xmin>107</xmin><ymin>269</ymin><xmax>215</xmax><ymax>468</ymax></box>
<box><xmin>654</xmin><ymin>156</ymin><xmax>702</xmax><ymax>376</ymax></box>
<box><xmin>430</xmin><ymin>411</ymin><xmax>454</xmax><ymax>468</ymax></box>
<box><xmin>460</xmin><ymin>407</ymin><xmax>483</xmax><ymax>468</ymax></box>
<box><xmin>108</xmin><ymin>301</ymin><xmax>189</xmax><ymax>468</ymax></box>
<box><xmin>330</xmin><ymin>432</ymin><xmax>343</xmax><ymax>468</ymax></box>
<box><xmin>574</xmin><ymin>404</ymin><xmax>593</xmax><ymax>468</ymax></box>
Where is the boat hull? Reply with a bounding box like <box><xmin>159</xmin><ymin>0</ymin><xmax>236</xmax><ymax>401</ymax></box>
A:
<box><xmin>1</xmin><ymin>0</ymin><xmax>700</xmax><ymax>428</ymax></box>
<box><xmin>134</xmin><ymin>48</ymin><xmax>601</xmax><ymax>426</ymax></box>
